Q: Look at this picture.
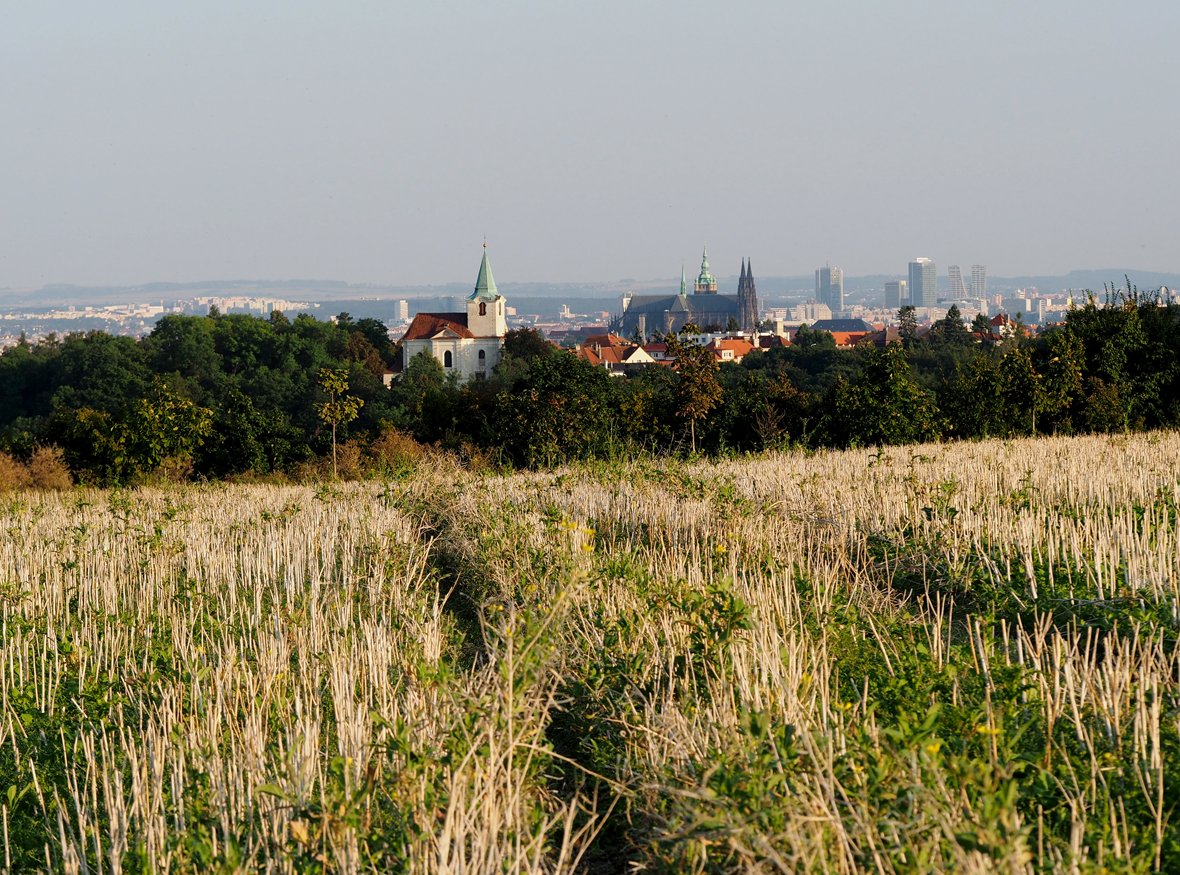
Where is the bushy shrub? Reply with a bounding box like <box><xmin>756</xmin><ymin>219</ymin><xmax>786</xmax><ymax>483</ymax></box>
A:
<box><xmin>27</xmin><ymin>446</ymin><xmax>72</xmax><ymax>490</ymax></box>
<box><xmin>367</xmin><ymin>425</ymin><xmax>426</xmax><ymax>475</ymax></box>
<box><xmin>0</xmin><ymin>452</ymin><xmax>32</xmax><ymax>491</ymax></box>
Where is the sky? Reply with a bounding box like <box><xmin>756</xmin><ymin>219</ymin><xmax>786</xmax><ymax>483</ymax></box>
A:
<box><xmin>3</xmin><ymin>0</ymin><xmax>1179</xmax><ymax>290</ymax></box>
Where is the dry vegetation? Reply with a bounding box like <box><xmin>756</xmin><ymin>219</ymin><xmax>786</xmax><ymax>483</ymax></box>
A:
<box><xmin>1</xmin><ymin>432</ymin><xmax>1178</xmax><ymax>872</ymax></box>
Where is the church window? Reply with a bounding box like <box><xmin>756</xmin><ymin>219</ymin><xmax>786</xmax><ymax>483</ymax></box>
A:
<box><xmin>479</xmin><ymin>302</ymin><xmax>487</xmax><ymax>316</ymax></box>
<box><xmin>478</xmin><ymin>349</ymin><xmax>486</xmax><ymax>368</ymax></box>
<box><xmin>444</xmin><ymin>351</ymin><xmax>453</xmax><ymax>368</ymax></box>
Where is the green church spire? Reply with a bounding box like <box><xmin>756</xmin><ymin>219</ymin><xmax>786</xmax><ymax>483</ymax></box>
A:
<box><xmin>470</xmin><ymin>243</ymin><xmax>499</xmax><ymax>301</ymax></box>
<box><xmin>679</xmin><ymin>264</ymin><xmax>687</xmax><ymax>297</ymax></box>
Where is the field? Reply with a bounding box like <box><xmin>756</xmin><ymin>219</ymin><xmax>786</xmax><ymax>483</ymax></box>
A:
<box><xmin>2</xmin><ymin>432</ymin><xmax>1178</xmax><ymax>873</ymax></box>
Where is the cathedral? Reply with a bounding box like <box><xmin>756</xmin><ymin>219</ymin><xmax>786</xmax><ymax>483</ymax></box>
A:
<box><xmin>618</xmin><ymin>248</ymin><xmax>759</xmax><ymax>339</ymax></box>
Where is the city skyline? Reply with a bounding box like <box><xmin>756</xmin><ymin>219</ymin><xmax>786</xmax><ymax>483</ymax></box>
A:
<box><xmin>3</xmin><ymin>2</ymin><xmax>1179</xmax><ymax>291</ymax></box>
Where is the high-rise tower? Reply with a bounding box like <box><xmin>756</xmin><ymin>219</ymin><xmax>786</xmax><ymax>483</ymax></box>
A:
<box><xmin>694</xmin><ymin>246</ymin><xmax>718</xmax><ymax>294</ymax></box>
<box><xmin>970</xmin><ymin>264</ymin><xmax>987</xmax><ymax>299</ymax></box>
<box><xmin>885</xmin><ymin>280</ymin><xmax>908</xmax><ymax>310</ymax></box>
<box><xmin>948</xmin><ymin>265</ymin><xmax>967</xmax><ymax>298</ymax></box>
<box><xmin>815</xmin><ymin>265</ymin><xmax>844</xmax><ymax>313</ymax></box>
<box><xmin>737</xmin><ymin>258</ymin><xmax>759</xmax><ymax>332</ymax></box>
<box><xmin>908</xmin><ymin>257</ymin><xmax>937</xmax><ymax>307</ymax></box>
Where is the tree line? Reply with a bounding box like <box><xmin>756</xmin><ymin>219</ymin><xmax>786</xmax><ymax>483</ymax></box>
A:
<box><xmin>1</xmin><ymin>287</ymin><xmax>1177</xmax><ymax>484</ymax></box>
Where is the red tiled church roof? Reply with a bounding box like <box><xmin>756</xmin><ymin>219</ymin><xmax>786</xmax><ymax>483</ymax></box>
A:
<box><xmin>402</xmin><ymin>312</ymin><xmax>473</xmax><ymax>341</ymax></box>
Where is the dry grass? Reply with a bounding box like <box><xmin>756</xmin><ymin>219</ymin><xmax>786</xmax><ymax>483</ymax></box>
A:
<box><xmin>1</xmin><ymin>432</ymin><xmax>1178</xmax><ymax>872</ymax></box>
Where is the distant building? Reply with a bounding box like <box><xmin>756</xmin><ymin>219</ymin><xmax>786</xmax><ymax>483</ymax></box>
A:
<box><xmin>815</xmin><ymin>265</ymin><xmax>844</xmax><ymax>314</ymax></box>
<box><xmin>885</xmin><ymin>280</ymin><xmax>908</xmax><ymax>310</ymax></box>
<box><xmin>970</xmin><ymin>264</ymin><xmax>987</xmax><ymax>298</ymax></box>
<box><xmin>908</xmin><ymin>257</ymin><xmax>937</xmax><ymax>307</ymax></box>
<box><xmin>948</xmin><ymin>265</ymin><xmax>967</xmax><ymax>298</ymax></box>
<box><xmin>619</xmin><ymin>248</ymin><xmax>759</xmax><ymax>339</ymax></box>
<box><xmin>791</xmin><ymin>301</ymin><xmax>833</xmax><ymax>322</ymax></box>
<box><xmin>398</xmin><ymin>246</ymin><xmax>506</xmax><ymax>381</ymax></box>
<box><xmin>396</xmin><ymin>299</ymin><xmax>409</xmax><ymax>321</ymax></box>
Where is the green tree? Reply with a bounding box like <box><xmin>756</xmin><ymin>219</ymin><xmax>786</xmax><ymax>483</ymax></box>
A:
<box><xmin>898</xmin><ymin>306</ymin><xmax>919</xmax><ymax>347</ymax></box>
<box><xmin>1036</xmin><ymin>328</ymin><xmax>1085</xmax><ymax>433</ymax></box>
<box><xmin>793</xmin><ymin>323</ymin><xmax>836</xmax><ymax>349</ymax></box>
<box><xmin>929</xmin><ymin>305</ymin><xmax>972</xmax><ymax>347</ymax></box>
<box><xmin>317</xmin><ymin>368</ymin><xmax>363</xmax><ymax>478</ymax></box>
<box><xmin>971</xmin><ymin>313</ymin><xmax>993</xmax><ymax>339</ymax></box>
<box><xmin>821</xmin><ymin>344</ymin><xmax>941</xmax><ymax>447</ymax></box>
<box><xmin>999</xmin><ymin>345</ymin><xmax>1041</xmax><ymax>434</ymax></box>
<box><xmin>491</xmin><ymin>352</ymin><xmax>616</xmax><ymax>467</ymax></box>
<box><xmin>938</xmin><ymin>353</ymin><xmax>1006</xmax><ymax>439</ymax></box>
<box><xmin>666</xmin><ymin>329</ymin><xmax>723</xmax><ymax>453</ymax></box>
<box><xmin>62</xmin><ymin>379</ymin><xmax>213</xmax><ymax>483</ymax></box>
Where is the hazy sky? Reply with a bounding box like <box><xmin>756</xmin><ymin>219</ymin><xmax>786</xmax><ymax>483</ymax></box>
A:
<box><xmin>3</xmin><ymin>1</ymin><xmax>1179</xmax><ymax>289</ymax></box>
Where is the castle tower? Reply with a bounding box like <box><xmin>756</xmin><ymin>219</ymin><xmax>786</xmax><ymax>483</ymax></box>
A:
<box><xmin>737</xmin><ymin>258</ymin><xmax>759</xmax><ymax>332</ymax></box>
<box><xmin>694</xmin><ymin>246</ymin><xmax>717</xmax><ymax>294</ymax></box>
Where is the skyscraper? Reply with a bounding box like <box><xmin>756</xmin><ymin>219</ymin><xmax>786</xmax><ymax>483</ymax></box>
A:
<box><xmin>885</xmin><ymin>280</ymin><xmax>908</xmax><ymax>310</ymax></box>
<box><xmin>908</xmin><ymin>257</ymin><xmax>936</xmax><ymax>307</ymax></box>
<box><xmin>948</xmin><ymin>265</ymin><xmax>967</xmax><ymax>298</ymax></box>
<box><xmin>815</xmin><ymin>265</ymin><xmax>844</xmax><ymax>313</ymax></box>
<box><xmin>970</xmin><ymin>264</ymin><xmax>987</xmax><ymax>299</ymax></box>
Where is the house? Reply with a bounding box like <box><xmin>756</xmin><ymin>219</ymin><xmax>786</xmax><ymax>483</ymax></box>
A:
<box><xmin>398</xmin><ymin>246</ymin><xmax>507</xmax><ymax>380</ymax></box>
<box><xmin>706</xmin><ymin>337</ymin><xmax>755</xmax><ymax>363</ymax></box>
<box><xmin>572</xmin><ymin>333</ymin><xmax>656</xmax><ymax>374</ymax></box>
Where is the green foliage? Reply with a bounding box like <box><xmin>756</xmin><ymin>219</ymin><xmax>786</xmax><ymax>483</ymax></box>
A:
<box><xmin>5</xmin><ymin>292</ymin><xmax>1180</xmax><ymax>478</ymax></box>
<box><xmin>317</xmin><ymin>367</ymin><xmax>364</xmax><ymax>478</ymax></box>
<box><xmin>666</xmin><ymin>330</ymin><xmax>723</xmax><ymax>453</ymax></box>
<box><xmin>821</xmin><ymin>344</ymin><xmax>943</xmax><ymax>447</ymax></box>
<box><xmin>490</xmin><ymin>351</ymin><xmax>619</xmax><ymax>468</ymax></box>
<box><xmin>792</xmin><ymin>322</ymin><xmax>836</xmax><ymax>349</ymax></box>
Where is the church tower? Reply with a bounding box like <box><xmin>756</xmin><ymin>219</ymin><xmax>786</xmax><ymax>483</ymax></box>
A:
<box><xmin>466</xmin><ymin>243</ymin><xmax>507</xmax><ymax>338</ymax></box>
<box><xmin>737</xmin><ymin>258</ymin><xmax>758</xmax><ymax>332</ymax></box>
<box><xmin>693</xmin><ymin>246</ymin><xmax>718</xmax><ymax>294</ymax></box>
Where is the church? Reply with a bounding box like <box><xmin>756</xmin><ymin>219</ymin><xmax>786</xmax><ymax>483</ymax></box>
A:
<box><xmin>618</xmin><ymin>248</ymin><xmax>759</xmax><ymax>340</ymax></box>
<box><xmin>399</xmin><ymin>246</ymin><xmax>507</xmax><ymax>380</ymax></box>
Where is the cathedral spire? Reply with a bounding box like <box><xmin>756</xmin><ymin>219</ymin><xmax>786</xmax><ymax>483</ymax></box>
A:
<box><xmin>738</xmin><ymin>256</ymin><xmax>758</xmax><ymax>333</ymax></box>
<box><xmin>694</xmin><ymin>245</ymin><xmax>717</xmax><ymax>294</ymax></box>
<box><xmin>679</xmin><ymin>264</ymin><xmax>687</xmax><ymax>297</ymax></box>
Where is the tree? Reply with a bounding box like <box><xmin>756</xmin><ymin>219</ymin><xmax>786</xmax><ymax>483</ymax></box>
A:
<box><xmin>820</xmin><ymin>343</ymin><xmax>941</xmax><ymax>447</ymax></box>
<box><xmin>938</xmin><ymin>353</ymin><xmax>1006</xmax><ymax>439</ymax></box>
<box><xmin>1036</xmin><ymin>328</ymin><xmax>1084</xmax><ymax>433</ymax></box>
<box><xmin>666</xmin><ymin>329</ymin><xmax>723</xmax><ymax>453</ymax></box>
<box><xmin>971</xmin><ymin>313</ymin><xmax>993</xmax><ymax>340</ymax></box>
<box><xmin>929</xmin><ymin>305</ymin><xmax>972</xmax><ymax>347</ymax></box>
<box><xmin>490</xmin><ymin>352</ymin><xmax>616</xmax><ymax>467</ymax></box>
<box><xmin>999</xmin><ymin>345</ymin><xmax>1040</xmax><ymax>434</ymax></box>
<box><xmin>898</xmin><ymin>306</ymin><xmax>919</xmax><ymax>347</ymax></box>
<box><xmin>317</xmin><ymin>368</ymin><xmax>363</xmax><ymax>478</ymax></box>
<box><xmin>793</xmin><ymin>323</ymin><xmax>836</xmax><ymax>349</ymax></box>
<box><xmin>60</xmin><ymin>379</ymin><xmax>213</xmax><ymax>483</ymax></box>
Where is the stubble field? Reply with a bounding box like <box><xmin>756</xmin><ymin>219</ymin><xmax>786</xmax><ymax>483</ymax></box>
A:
<box><xmin>1</xmin><ymin>432</ymin><xmax>1178</xmax><ymax>873</ymax></box>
